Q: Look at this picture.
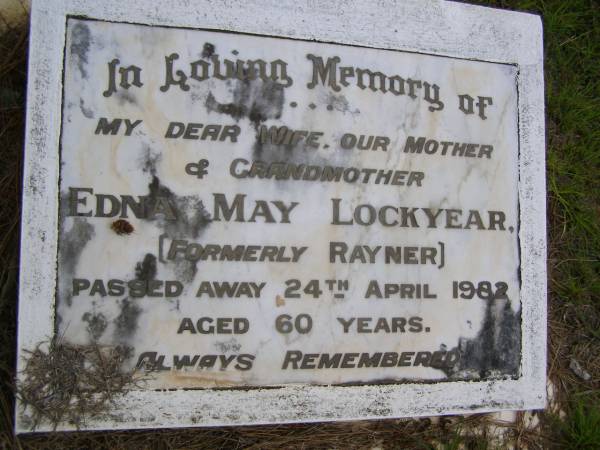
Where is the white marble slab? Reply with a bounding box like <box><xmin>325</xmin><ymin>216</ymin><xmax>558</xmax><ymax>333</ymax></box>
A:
<box><xmin>17</xmin><ymin>0</ymin><xmax>546</xmax><ymax>432</ymax></box>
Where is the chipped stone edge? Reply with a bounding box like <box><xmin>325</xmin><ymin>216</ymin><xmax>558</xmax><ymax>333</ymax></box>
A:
<box><xmin>16</xmin><ymin>0</ymin><xmax>546</xmax><ymax>433</ymax></box>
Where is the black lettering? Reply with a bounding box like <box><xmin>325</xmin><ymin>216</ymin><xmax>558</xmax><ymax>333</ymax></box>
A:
<box><xmin>68</xmin><ymin>187</ymin><xmax>94</xmax><ymax>217</ymax></box>
<box><xmin>306</xmin><ymin>54</ymin><xmax>341</xmax><ymax>91</ymax></box>
<box><xmin>213</xmin><ymin>193</ymin><xmax>246</xmax><ymax>222</ymax></box>
<box><xmin>282</xmin><ymin>350</ymin><xmax>303</xmax><ymax>369</ymax></box>
<box><xmin>340</xmin><ymin>353</ymin><xmax>359</xmax><ymax>368</ymax></box>
<box><xmin>235</xmin><ymin>354</ymin><xmax>255</xmax><ymax>371</ymax></box>
<box><xmin>72</xmin><ymin>278</ymin><xmax>90</xmax><ymax>296</ymax></box>
<box><xmin>336</xmin><ymin>317</ymin><xmax>355</xmax><ymax>333</ymax></box>
<box><xmin>358</xmin><ymin>353</ymin><xmax>382</xmax><ymax>368</ymax></box>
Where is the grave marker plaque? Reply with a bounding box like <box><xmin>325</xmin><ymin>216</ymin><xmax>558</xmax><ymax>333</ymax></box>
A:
<box><xmin>17</xmin><ymin>0</ymin><xmax>547</xmax><ymax>431</ymax></box>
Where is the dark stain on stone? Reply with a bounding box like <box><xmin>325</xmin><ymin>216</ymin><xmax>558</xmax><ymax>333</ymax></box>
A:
<box><xmin>250</xmin><ymin>124</ymin><xmax>333</xmax><ymax>167</ymax></box>
<box><xmin>28</xmin><ymin>173</ymin><xmax>40</xmax><ymax>195</ymax></box>
<box><xmin>135</xmin><ymin>253</ymin><xmax>157</xmax><ymax>281</ymax></box>
<box><xmin>143</xmin><ymin>176</ymin><xmax>211</xmax><ymax>283</ymax></box>
<box><xmin>205</xmin><ymin>78</ymin><xmax>284</xmax><ymax>130</ymax></box>
<box><xmin>140</xmin><ymin>145</ymin><xmax>162</xmax><ymax>175</ymax></box>
<box><xmin>79</xmin><ymin>98</ymin><xmax>94</xmax><ymax>118</ymax></box>
<box><xmin>110</xmin><ymin>254</ymin><xmax>157</xmax><ymax>343</ymax></box>
<box><xmin>58</xmin><ymin>217</ymin><xmax>95</xmax><ymax>306</ymax></box>
<box><xmin>171</xmin><ymin>259</ymin><xmax>198</xmax><ymax>285</ymax></box>
<box><xmin>202</xmin><ymin>42</ymin><xmax>215</xmax><ymax>59</ymax></box>
<box><xmin>206</xmin><ymin>92</ymin><xmax>245</xmax><ymax>119</ymax></box>
<box><xmin>70</xmin><ymin>21</ymin><xmax>91</xmax><ymax>78</ymax></box>
<box><xmin>82</xmin><ymin>311</ymin><xmax>107</xmax><ymax>340</ymax></box>
<box><xmin>116</xmin><ymin>90</ymin><xmax>137</xmax><ymax>105</ymax></box>
<box><xmin>443</xmin><ymin>298</ymin><xmax>521</xmax><ymax>380</ymax></box>
<box><xmin>146</xmin><ymin>176</ymin><xmax>211</xmax><ymax>240</ymax></box>
<box><xmin>326</xmin><ymin>93</ymin><xmax>360</xmax><ymax>114</ymax></box>
<box><xmin>114</xmin><ymin>298</ymin><xmax>142</xmax><ymax>339</ymax></box>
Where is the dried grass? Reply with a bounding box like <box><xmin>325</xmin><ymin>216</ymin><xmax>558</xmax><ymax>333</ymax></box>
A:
<box><xmin>17</xmin><ymin>338</ymin><xmax>142</xmax><ymax>431</ymax></box>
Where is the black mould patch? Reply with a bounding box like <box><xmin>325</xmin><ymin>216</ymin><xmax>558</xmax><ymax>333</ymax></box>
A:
<box><xmin>79</xmin><ymin>98</ymin><xmax>94</xmax><ymax>118</ymax></box>
<box><xmin>171</xmin><ymin>259</ymin><xmax>198</xmax><ymax>285</ymax></box>
<box><xmin>135</xmin><ymin>253</ymin><xmax>157</xmax><ymax>281</ymax></box>
<box><xmin>205</xmin><ymin>78</ymin><xmax>284</xmax><ymax>129</ymax></box>
<box><xmin>326</xmin><ymin>93</ymin><xmax>360</xmax><ymax>115</ymax></box>
<box><xmin>58</xmin><ymin>217</ymin><xmax>95</xmax><ymax>306</ymax></box>
<box><xmin>444</xmin><ymin>298</ymin><xmax>521</xmax><ymax>380</ymax></box>
<box><xmin>114</xmin><ymin>298</ymin><xmax>142</xmax><ymax>339</ymax></box>
<box><xmin>116</xmin><ymin>90</ymin><xmax>137</xmax><ymax>106</ymax></box>
<box><xmin>140</xmin><ymin>145</ymin><xmax>162</xmax><ymax>176</ymax></box>
<box><xmin>144</xmin><ymin>176</ymin><xmax>211</xmax><ymax>283</ymax></box>
<box><xmin>253</xmin><ymin>131</ymin><xmax>305</xmax><ymax>162</ymax></box>
<box><xmin>70</xmin><ymin>21</ymin><xmax>91</xmax><ymax>78</ymax></box>
<box><xmin>206</xmin><ymin>92</ymin><xmax>244</xmax><ymax>119</ymax></box>
<box><xmin>250</xmin><ymin>127</ymin><xmax>333</xmax><ymax>168</ymax></box>
<box><xmin>82</xmin><ymin>311</ymin><xmax>107</xmax><ymax>341</ymax></box>
<box><xmin>146</xmin><ymin>176</ymin><xmax>211</xmax><ymax>240</ymax></box>
<box><xmin>202</xmin><ymin>42</ymin><xmax>215</xmax><ymax>59</ymax></box>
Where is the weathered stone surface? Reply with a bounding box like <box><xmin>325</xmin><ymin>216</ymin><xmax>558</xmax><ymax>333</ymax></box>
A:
<box><xmin>57</xmin><ymin>17</ymin><xmax>522</xmax><ymax>388</ymax></box>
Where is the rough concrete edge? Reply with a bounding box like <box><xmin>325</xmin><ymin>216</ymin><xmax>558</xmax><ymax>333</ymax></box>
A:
<box><xmin>15</xmin><ymin>0</ymin><xmax>64</xmax><ymax>433</ymax></box>
<box><xmin>515</xmin><ymin>13</ymin><xmax>547</xmax><ymax>406</ymax></box>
